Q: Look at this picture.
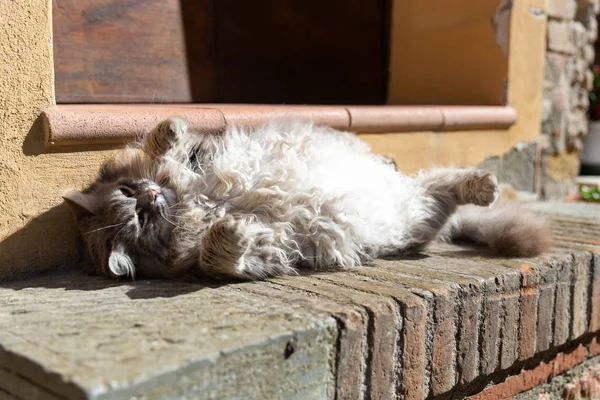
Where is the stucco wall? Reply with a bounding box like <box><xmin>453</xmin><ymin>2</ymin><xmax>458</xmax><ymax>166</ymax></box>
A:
<box><xmin>376</xmin><ymin>0</ymin><xmax>547</xmax><ymax>177</ymax></box>
<box><xmin>387</xmin><ymin>0</ymin><xmax>509</xmax><ymax>106</ymax></box>
<box><xmin>0</xmin><ymin>0</ymin><xmax>114</xmax><ymax>279</ymax></box>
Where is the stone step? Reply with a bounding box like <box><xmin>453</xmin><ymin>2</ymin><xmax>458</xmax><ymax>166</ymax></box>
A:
<box><xmin>1</xmin><ymin>202</ymin><xmax>600</xmax><ymax>399</ymax></box>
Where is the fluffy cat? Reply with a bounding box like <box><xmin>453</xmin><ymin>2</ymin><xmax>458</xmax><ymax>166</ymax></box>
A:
<box><xmin>63</xmin><ymin>118</ymin><xmax>551</xmax><ymax>280</ymax></box>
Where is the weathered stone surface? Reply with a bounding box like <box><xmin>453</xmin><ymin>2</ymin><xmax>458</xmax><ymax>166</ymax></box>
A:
<box><xmin>478</xmin><ymin>141</ymin><xmax>538</xmax><ymax>193</ymax></box>
<box><xmin>571</xmin><ymin>21</ymin><xmax>589</xmax><ymax>49</ymax></box>
<box><xmin>583</xmin><ymin>43</ymin><xmax>595</xmax><ymax>63</ymax></box>
<box><xmin>0</xmin><ymin>275</ymin><xmax>338</xmax><ymax>400</ymax></box>
<box><xmin>541</xmin><ymin>0</ymin><xmax>599</xmax><ymax>193</ymax></box>
<box><xmin>527</xmin><ymin>201</ymin><xmax>600</xmax><ymax>221</ymax></box>
<box><xmin>548</xmin><ymin>20</ymin><xmax>576</xmax><ymax>54</ymax></box>
<box><xmin>547</xmin><ymin>0</ymin><xmax>577</xmax><ymax>18</ymax></box>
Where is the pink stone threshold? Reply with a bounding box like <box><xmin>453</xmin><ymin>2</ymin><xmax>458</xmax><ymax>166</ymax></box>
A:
<box><xmin>40</xmin><ymin>104</ymin><xmax>517</xmax><ymax>146</ymax></box>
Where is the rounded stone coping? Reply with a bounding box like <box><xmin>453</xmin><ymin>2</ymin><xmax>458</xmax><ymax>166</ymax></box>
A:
<box><xmin>40</xmin><ymin>104</ymin><xmax>517</xmax><ymax>146</ymax></box>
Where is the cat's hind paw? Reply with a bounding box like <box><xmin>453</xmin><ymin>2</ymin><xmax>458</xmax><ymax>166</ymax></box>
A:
<box><xmin>460</xmin><ymin>170</ymin><xmax>499</xmax><ymax>207</ymax></box>
<box><xmin>206</xmin><ymin>214</ymin><xmax>253</xmax><ymax>258</ymax></box>
<box><xmin>200</xmin><ymin>215</ymin><xmax>295</xmax><ymax>280</ymax></box>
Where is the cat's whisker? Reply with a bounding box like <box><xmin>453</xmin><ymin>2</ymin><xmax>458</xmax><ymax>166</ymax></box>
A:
<box><xmin>115</xmin><ymin>223</ymin><xmax>129</xmax><ymax>239</ymax></box>
<box><xmin>167</xmin><ymin>200</ymin><xmax>184</xmax><ymax>210</ymax></box>
<box><xmin>158</xmin><ymin>207</ymin><xmax>193</xmax><ymax>232</ymax></box>
<box><xmin>83</xmin><ymin>223</ymin><xmax>125</xmax><ymax>235</ymax></box>
<box><xmin>162</xmin><ymin>217</ymin><xmax>191</xmax><ymax>232</ymax></box>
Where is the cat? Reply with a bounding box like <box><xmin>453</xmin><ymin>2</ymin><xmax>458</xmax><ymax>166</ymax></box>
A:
<box><xmin>63</xmin><ymin>117</ymin><xmax>551</xmax><ymax>280</ymax></box>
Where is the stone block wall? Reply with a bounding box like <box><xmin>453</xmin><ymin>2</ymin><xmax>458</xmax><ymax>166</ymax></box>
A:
<box><xmin>541</xmin><ymin>0</ymin><xmax>600</xmax><ymax>198</ymax></box>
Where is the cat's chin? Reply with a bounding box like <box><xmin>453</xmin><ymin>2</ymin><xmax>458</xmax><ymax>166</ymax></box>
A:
<box><xmin>160</xmin><ymin>187</ymin><xmax>177</xmax><ymax>208</ymax></box>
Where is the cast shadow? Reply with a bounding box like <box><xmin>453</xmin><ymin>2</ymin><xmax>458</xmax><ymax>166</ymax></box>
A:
<box><xmin>124</xmin><ymin>277</ymin><xmax>246</xmax><ymax>300</ymax></box>
<box><xmin>0</xmin><ymin>202</ymin><xmax>240</xmax><ymax>299</ymax></box>
<box><xmin>0</xmin><ymin>265</ymin><xmax>237</xmax><ymax>300</ymax></box>
<box><xmin>0</xmin><ymin>203</ymin><xmax>80</xmax><ymax>280</ymax></box>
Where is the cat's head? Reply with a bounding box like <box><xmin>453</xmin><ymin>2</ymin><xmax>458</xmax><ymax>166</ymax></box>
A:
<box><xmin>63</xmin><ymin>175</ymin><xmax>177</xmax><ymax>280</ymax></box>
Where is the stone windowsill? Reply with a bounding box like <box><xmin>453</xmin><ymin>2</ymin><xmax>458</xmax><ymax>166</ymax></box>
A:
<box><xmin>1</xmin><ymin>201</ymin><xmax>600</xmax><ymax>399</ymax></box>
<box><xmin>40</xmin><ymin>104</ymin><xmax>518</xmax><ymax>147</ymax></box>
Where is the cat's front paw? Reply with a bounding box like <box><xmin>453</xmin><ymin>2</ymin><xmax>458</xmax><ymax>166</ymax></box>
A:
<box><xmin>145</xmin><ymin>116</ymin><xmax>188</xmax><ymax>157</ymax></box>
<box><xmin>461</xmin><ymin>170</ymin><xmax>499</xmax><ymax>207</ymax></box>
<box><xmin>156</xmin><ymin>116</ymin><xmax>187</xmax><ymax>144</ymax></box>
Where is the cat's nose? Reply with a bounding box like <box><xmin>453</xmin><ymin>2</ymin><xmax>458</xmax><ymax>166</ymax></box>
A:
<box><xmin>139</xmin><ymin>188</ymin><xmax>159</xmax><ymax>206</ymax></box>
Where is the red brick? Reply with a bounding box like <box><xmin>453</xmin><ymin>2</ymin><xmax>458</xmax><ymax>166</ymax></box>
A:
<box><xmin>399</xmin><ymin>246</ymin><xmax>523</xmax><ymax>377</ymax></box>
<box><xmin>310</xmin><ymin>272</ymin><xmax>428</xmax><ymax>400</ymax></box>
<box><xmin>589</xmin><ymin>334</ymin><xmax>600</xmax><ymax>357</ymax></box>
<box><xmin>349</xmin><ymin>264</ymin><xmax>459</xmax><ymax>395</ymax></box>
<box><xmin>518</xmin><ymin>266</ymin><xmax>539</xmax><ymax>361</ymax></box>
<box><xmin>494</xmin><ymin>256</ymin><xmax>560</xmax><ymax>357</ymax></box>
<box><xmin>553</xmin><ymin>242</ymin><xmax>600</xmax><ymax>333</ymax></box>
<box><xmin>370</xmin><ymin>258</ymin><xmax>484</xmax><ymax>386</ymax></box>
<box><xmin>552</xmin><ymin>256</ymin><xmax>573</xmax><ymax>346</ymax></box>
<box><xmin>570</xmin><ymin>252</ymin><xmax>593</xmax><ymax>338</ymax></box>
<box><xmin>467</xmin><ymin>345</ymin><xmax>586</xmax><ymax>400</ymax></box>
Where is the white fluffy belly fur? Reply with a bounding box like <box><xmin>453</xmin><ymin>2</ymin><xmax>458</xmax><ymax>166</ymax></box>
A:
<box><xmin>195</xmin><ymin>121</ymin><xmax>427</xmax><ymax>267</ymax></box>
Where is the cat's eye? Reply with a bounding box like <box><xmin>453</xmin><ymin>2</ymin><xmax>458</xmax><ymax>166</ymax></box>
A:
<box><xmin>137</xmin><ymin>211</ymin><xmax>145</xmax><ymax>227</ymax></box>
<box><xmin>119</xmin><ymin>186</ymin><xmax>135</xmax><ymax>197</ymax></box>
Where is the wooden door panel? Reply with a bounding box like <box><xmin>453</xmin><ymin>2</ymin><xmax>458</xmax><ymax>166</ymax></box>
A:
<box><xmin>53</xmin><ymin>0</ymin><xmax>217</xmax><ymax>103</ymax></box>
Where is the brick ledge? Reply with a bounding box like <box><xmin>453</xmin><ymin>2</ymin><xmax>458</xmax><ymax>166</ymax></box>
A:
<box><xmin>3</xmin><ymin>201</ymin><xmax>598</xmax><ymax>399</ymax></box>
<box><xmin>40</xmin><ymin>104</ymin><xmax>518</xmax><ymax>147</ymax></box>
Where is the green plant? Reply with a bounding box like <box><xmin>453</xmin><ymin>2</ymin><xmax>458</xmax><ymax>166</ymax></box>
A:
<box><xmin>588</xmin><ymin>65</ymin><xmax>600</xmax><ymax>121</ymax></box>
<box><xmin>580</xmin><ymin>185</ymin><xmax>600</xmax><ymax>201</ymax></box>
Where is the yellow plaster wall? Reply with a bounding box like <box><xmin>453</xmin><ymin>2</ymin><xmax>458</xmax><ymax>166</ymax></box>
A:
<box><xmin>358</xmin><ymin>130</ymin><xmax>512</xmax><ymax>175</ymax></box>
<box><xmin>371</xmin><ymin>0</ymin><xmax>547</xmax><ymax>173</ymax></box>
<box><xmin>387</xmin><ymin>0</ymin><xmax>508</xmax><ymax>106</ymax></box>
<box><xmin>0</xmin><ymin>0</ymin><xmax>114</xmax><ymax>278</ymax></box>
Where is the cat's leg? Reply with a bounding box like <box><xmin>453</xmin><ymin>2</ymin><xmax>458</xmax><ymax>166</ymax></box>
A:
<box><xmin>405</xmin><ymin>168</ymin><xmax>499</xmax><ymax>251</ymax></box>
<box><xmin>144</xmin><ymin>116</ymin><xmax>223</xmax><ymax>173</ymax></box>
<box><xmin>143</xmin><ymin>116</ymin><xmax>189</xmax><ymax>161</ymax></box>
<box><xmin>198</xmin><ymin>215</ymin><xmax>296</xmax><ymax>280</ymax></box>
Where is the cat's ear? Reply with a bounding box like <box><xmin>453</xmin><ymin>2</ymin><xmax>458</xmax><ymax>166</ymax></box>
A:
<box><xmin>108</xmin><ymin>245</ymin><xmax>134</xmax><ymax>278</ymax></box>
<box><xmin>62</xmin><ymin>189</ymin><xmax>99</xmax><ymax>221</ymax></box>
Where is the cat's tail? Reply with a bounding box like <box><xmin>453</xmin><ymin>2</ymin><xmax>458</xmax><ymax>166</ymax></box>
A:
<box><xmin>439</xmin><ymin>202</ymin><xmax>553</xmax><ymax>257</ymax></box>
